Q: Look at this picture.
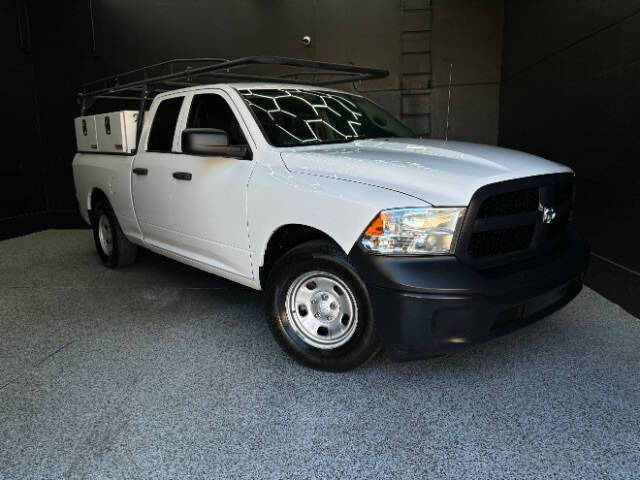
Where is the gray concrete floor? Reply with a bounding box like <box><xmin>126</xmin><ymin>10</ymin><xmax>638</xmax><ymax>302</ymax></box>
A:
<box><xmin>1</xmin><ymin>230</ymin><xmax>639</xmax><ymax>479</ymax></box>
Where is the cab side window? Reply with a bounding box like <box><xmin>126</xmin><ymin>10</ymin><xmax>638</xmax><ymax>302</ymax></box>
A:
<box><xmin>147</xmin><ymin>96</ymin><xmax>184</xmax><ymax>152</ymax></box>
<box><xmin>187</xmin><ymin>94</ymin><xmax>248</xmax><ymax>146</ymax></box>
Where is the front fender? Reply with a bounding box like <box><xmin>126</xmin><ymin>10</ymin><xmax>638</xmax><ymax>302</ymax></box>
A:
<box><xmin>248</xmin><ymin>163</ymin><xmax>428</xmax><ymax>286</ymax></box>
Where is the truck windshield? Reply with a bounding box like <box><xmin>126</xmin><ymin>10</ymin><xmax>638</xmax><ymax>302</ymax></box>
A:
<box><xmin>238</xmin><ymin>88</ymin><xmax>414</xmax><ymax>147</ymax></box>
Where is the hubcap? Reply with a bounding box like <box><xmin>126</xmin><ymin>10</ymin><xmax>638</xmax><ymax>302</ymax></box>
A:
<box><xmin>285</xmin><ymin>271</ymin><xmax>358</xmax><ymax>349</ymax></box>
<box><xmin>98</xmin><ymin>214</ymin><xmax>113</xmax><ymax>256</ymax></box>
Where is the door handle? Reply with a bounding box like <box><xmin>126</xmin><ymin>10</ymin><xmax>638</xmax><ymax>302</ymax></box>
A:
<box><xmin>173</xmin><ymin>171</ymin><xmax>192</xmax><ymax>181</ymax></box>
<box><xmin>132</xmin><ymin>167</ymin><xmax>148</xmax><ymax>175</ymax></box>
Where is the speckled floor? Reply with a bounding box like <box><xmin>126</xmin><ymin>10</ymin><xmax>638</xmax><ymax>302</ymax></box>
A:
<box><xmin>1</xmin><ymin>230</ymin><xmax>639</xmax><ymax>479</ymax></box>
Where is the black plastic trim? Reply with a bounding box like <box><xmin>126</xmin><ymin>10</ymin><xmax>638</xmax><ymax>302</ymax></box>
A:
<box><xmin>349</xmin><ymin>230</ymin><xmax>589</xmax><ymax>361</ymax></box>
<box><xmin>172</xmin><ymin>171</ymin><xmax>192</xmax><ymax>181</ymax></box>
<box><xmin>455</xmin><ymin>173</ymin><xmax>575</xmax><ymax>269</ymax></box>
<box><xmin>76</xmin><ymin>151</ymin><xmax>135</xmax><ymax>156</ymax></box>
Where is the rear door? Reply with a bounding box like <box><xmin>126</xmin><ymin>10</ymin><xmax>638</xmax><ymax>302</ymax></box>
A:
<box><xmin>131</xmin><ymin>94</ymin><xmax>185</xmax><ymax>249</ymax></box>
<box><xmin>169</xmin><ymin>90</ymin><xmax>256</xmax><ymax>280</ymax></box>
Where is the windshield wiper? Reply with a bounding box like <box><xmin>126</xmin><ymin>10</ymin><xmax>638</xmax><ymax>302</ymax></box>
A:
<box><xmin>312</xmin><ymin>138</ymin><xmax>357</xmax><ymax>145</ymax></box>
<box><xmin>304</xmin><ymin>134</ymin><xmax>389</xmax><ymax>146</ymax></box>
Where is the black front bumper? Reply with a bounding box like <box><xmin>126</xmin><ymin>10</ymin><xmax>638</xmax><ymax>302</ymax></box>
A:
<box><xmin>349</xmin><ymin>231</ymin><xmax>590</xmax><ymax>361</ymax></box>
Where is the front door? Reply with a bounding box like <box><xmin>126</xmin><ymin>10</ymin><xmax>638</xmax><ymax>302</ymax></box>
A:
<box><xmin>169</xmin><ymin>91</ymin><xmax>256</xmax><ymax>280</ymax></box>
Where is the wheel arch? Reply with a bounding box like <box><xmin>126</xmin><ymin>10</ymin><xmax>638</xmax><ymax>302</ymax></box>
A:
<box><xmin>258</xmin><ymin>223</ymin><xmax>345</xmax><ymax>288</ymax></box>
<box><xmin>88</xmin><ymin>187</ymin><xmax>110</xmax><ymax>218</ymax></box>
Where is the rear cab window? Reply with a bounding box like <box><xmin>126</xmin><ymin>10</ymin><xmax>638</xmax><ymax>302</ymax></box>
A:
<box><xmin>147</xmin><ymin>96</ymin><xmax>184</xmax><ymax>152</ymax></box>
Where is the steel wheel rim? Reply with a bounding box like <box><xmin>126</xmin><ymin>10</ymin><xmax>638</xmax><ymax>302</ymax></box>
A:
<box><xmin>98</xmin><ymin>214</ymin><xmax>113</xmax><ymax>256</ymax></box>
<box><xmin>285</xmin><ymin>270</ymin><xmax>358</xmax><ymax>349</ymax></box>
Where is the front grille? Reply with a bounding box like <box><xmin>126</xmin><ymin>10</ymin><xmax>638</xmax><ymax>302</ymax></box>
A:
<box><xmin>476</xmin><ymin>187</ymin><xmax>538</xmax><ymax>219</ymax></box>
<box><xmin>456</xmin><ymin>174</ymin><xmax>575</xmax><ymax>267</ymax></box>
<box><xmin>468</xmin><ymin>224</ymin><xmax>535</xmax><ymax>259</ymax></box>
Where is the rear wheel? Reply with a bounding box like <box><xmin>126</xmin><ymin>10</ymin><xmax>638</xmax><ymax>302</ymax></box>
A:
<box><xmin>265</xmin><ymin>240</ymin><xmax>380</xmax><ymax>371</ymax></box>
<box><xmin>91</xmin><ymin>201</ymin><xmax>138</xmax><ymax>268</ymax></box>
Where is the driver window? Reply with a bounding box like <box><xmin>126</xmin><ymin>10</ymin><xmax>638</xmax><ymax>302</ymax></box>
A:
<box><xmin>186</xmin><ymin>94</ymin><xmax>248</xmax><ymax>146</ymax></box>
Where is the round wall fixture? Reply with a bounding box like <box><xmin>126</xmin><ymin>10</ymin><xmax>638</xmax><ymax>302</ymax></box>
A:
<box><xmin>302</xmin><ymin>35</ymin><xmax>311</xmax><ymax>46</ymax></box>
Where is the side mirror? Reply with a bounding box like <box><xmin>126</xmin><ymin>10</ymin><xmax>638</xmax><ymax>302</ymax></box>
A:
<box><xmin>182</xmin><ymin>128</ymin><xmax>251</xmax><ymax>159</ymax></box>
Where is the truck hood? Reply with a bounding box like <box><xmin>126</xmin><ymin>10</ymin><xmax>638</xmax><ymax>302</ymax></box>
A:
<box><xmin>280</xmin><ymin>138</ymin><xmax>571</xmax><ymax>206</ymax></box>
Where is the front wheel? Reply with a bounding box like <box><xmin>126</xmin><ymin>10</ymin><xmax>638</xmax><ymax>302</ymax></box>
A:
<box><xmin>265</xmin><ymin>240</ymin><xmax>380</xmax><ymax>371</ymax></box>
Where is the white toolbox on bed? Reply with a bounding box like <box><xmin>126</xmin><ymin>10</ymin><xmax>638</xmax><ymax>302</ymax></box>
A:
<box><xmin>95</xmin><ymin>110</ymin><xmax>139</xmax><ymax>153</ymax></box>
<box><xmin>74</xmin><ymin>110</ymin><xmax>139</xmax><ymax>153</ymax></box>
<box><xmin>74</xmin><ymin>115</ymin><xmax>98</xmax><ymax>152</ymax></box>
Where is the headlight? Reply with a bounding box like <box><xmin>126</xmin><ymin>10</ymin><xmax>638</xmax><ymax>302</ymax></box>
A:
<box><xmin>360</xmin><ymin>207</ymin><xmax>466</xmax><ymax>255</ymax></box>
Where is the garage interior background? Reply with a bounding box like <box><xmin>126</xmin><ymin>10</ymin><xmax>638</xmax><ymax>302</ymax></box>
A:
<box><xmin>2</xmin><ymin>0</ymin><xmax>638</xmax><ymax>316</ymax></box>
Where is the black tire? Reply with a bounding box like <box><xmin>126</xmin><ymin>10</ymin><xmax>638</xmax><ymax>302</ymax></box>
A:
<box><xmin>265</xmin><ymin>240</ymin><xmax>381</xmax><ymax>371</ymax></box>
<box><xmin>90</xmin><ymin>201</ymin><xmax>138</xmax><ymax>268</ymax></box>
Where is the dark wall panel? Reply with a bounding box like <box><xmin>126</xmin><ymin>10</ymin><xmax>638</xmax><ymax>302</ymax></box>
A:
<box><xmin>28</xmin><ymin>2</ymin><xmax>87</xmax><ymax>226</ymax></box>
<box><xmin>431</xmin><ymin>0</ymin><xmax>503</xmax><ymax>144</ymax></box>
<box><xmin>500</xmin><ymin>1</ymin><xmax>640</xmax><ymax>316</ymax></box>
<box><xmin>0</xmin><ymin>1</ymin><xmax>48</xmax><ymax>239</ymax></box>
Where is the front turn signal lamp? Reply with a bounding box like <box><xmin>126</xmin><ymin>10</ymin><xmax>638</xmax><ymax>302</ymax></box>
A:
<box><xmin>360</xmin><ymin>207</ymin><xmax>466</xmax><ymax>255</ymax></box>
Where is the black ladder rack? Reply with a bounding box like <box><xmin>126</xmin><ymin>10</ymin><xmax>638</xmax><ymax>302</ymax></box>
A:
<box><xmin>77</xmin><ymin>55</ymin><xmax>389</xmax><ymax>145</ymax></box>
<box><xmin>78</xmin><ymin>56</ymin><xmax>388</xmax><ymax>110</ymax></box>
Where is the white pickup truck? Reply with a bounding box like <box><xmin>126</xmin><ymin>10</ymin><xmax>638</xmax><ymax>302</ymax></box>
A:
<box><xmin>73</xmin><ymin>58</ymin><xmax>589</xmax><ymax>371</ymax></box>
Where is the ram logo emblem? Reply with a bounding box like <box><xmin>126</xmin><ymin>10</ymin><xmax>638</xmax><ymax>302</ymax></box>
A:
<box><xmin>542</xmin><ymin>206</ymin><xmax>557</xmax><ymax>224</ymax></box>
